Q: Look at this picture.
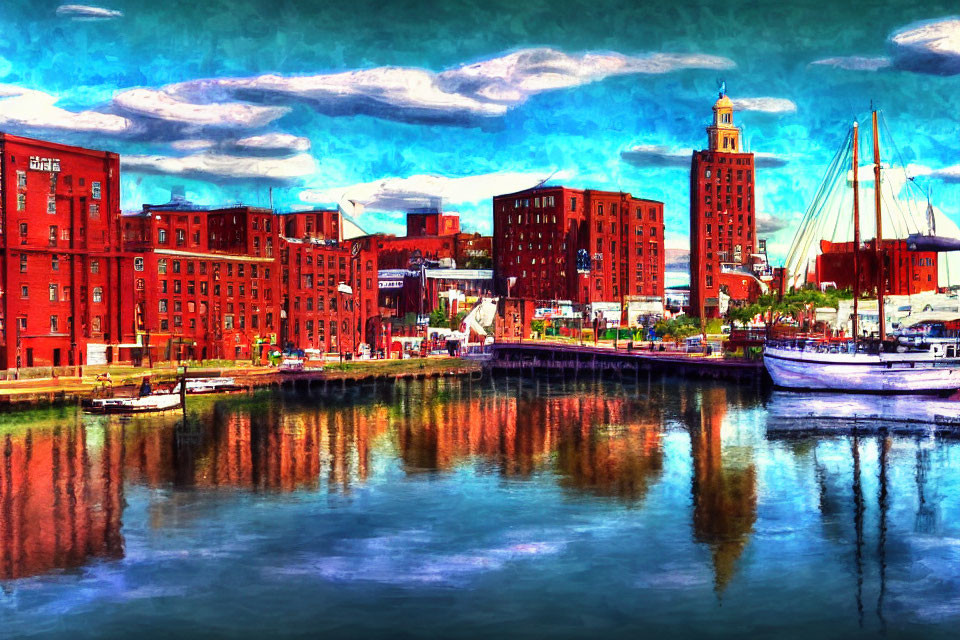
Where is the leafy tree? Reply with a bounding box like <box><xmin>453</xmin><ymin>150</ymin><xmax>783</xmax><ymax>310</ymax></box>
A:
<box><xmin>428</xmin><ymin>308</ymin><xmax>448</xmax><ymax>327</ymax></box>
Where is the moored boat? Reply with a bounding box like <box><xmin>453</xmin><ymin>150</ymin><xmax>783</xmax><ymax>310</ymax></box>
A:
<box><xmin>764</xmin><ymin>339</ymin><xmax>960</xmax><ymax>393</ymax></box>
<box><xmin>184</xmin><ymin>377</ymin><xmax>243</xmax><ymax>394</ymax></box>
<box><xmin>86</xmin><ymin>391</ymin><xmax>182</xmax><ymax>414</ymax></box>
<box><xmin>764</xmin><ymin>110</ymin><xmax>960</xmax><ymax>393</ymax></box>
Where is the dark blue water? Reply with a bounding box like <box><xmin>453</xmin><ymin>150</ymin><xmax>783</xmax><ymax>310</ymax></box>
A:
<box><xmin>2</xmin><ymin>377</ymin><xmax>960</xmax><ymax>638</ymax></box>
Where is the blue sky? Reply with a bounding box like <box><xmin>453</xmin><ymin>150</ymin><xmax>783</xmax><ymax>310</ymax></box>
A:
<box><xmin>1</xmin><ymin>1</ymin><xmax>959</xmax><ymax>268</ymax></box>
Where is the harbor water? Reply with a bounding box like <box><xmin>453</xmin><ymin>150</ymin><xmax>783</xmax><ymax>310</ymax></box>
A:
<box><xmin>2</xmin><ymin>377</ymin><xmax>960</xmax><ymax>638</ymax></box>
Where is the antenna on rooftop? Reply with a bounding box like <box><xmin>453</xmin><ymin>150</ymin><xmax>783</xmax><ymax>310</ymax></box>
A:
<box><xmin>534</xmin><ymin>169</ymin><xmax>559</xmax><ymax>189</ymax></box>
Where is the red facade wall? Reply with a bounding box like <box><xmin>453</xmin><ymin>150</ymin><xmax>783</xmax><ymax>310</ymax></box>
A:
<box><xmin>121</xmin><ymin>205</ymin><xmax>280</xmax><ymax>362</ymax></box>
<box><xmin>690</xmin><ymin>151</ymin><xmax>756</xmax><ymax>317</ymax></box>
<box><xmin>816</xmin><ymin>239</ymin><xmax>937</xmax><ymax>295</ymax></box>
<box><xmin>0</xmin><ymin>133</ymin><xmax>130</xmax><ymax>369</ymax></box>
<box><xmin>280</xmin><ymin>229</ymin><xmax>380</xmax><ymax>354</ymax></box>
<box><xmin>493</xmin><ymin>186</ymin><xmax>664</xmax><ymax>305</ymax></box>
<box><xmin>407</xmin><ymin>211</ymin><xmax>460</xmax><ymax>237</ymax></box>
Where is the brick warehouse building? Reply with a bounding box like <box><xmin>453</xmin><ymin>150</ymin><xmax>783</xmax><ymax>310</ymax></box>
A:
<box><xmin>120</xmin><ymin>202</ymin><xmax>382</xmax><ymax>363</ymax></box>
<box><xmin>0</xmin><ymin>133</ymin><xmax>134</xmax><ymax>370</ymax></box>
<box><xmin>689</xmin><ymin>91</ymin><xmax>760</xmax><ymax>318</ymax></box>
<box><xmin>120</xmin><ymin>201</ymin><xmax>282</xmax><ymax>362</ymax></box>
<box><xmin>816</xmin><ymin>238</ymin><xmax>938</xmax><ymax>296</ymax></box>
<box><xmin>492</xmin><ymin>186</ymin><xmax>664</xmax><ymax>304</ymax></box>
<box><xmin>280</xmin><ymin>212</ymin><xmax>379</xmax><ymax>355</ymax></box>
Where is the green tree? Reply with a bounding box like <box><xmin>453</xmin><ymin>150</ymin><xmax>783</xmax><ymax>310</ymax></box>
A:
<box><xmin>428</xmin><ymin>307</ymin><xmax>448</xmax><ymax>327</ymax></box>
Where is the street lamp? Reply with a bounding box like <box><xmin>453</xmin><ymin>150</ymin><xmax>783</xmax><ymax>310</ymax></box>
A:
<box><xmin>337</xmin><ymin>281</ymin><xmax>353</xmax><ymax>363</ymax></box>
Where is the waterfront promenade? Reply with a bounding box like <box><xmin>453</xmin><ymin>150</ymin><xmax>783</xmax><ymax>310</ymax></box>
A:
<box><xmin>0</xmin><ymin>340</ymin><xmax>764</xmax><ymax>407</ymax></box>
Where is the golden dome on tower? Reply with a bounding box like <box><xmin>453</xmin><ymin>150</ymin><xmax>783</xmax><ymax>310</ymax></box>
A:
<box><xmin>714</xmin><ymin>94</ymin><xmax>733</xmax><ymax>110</ymax></box>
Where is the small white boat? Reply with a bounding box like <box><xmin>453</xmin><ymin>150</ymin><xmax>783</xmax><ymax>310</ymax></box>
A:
<box><xmin>279</xmin><ymin>358</ymin><xmax>305</xmax><ymax>372</ymax></box>
<box><xmin>87</xmin><ymin>390</ymin><xmax>182</xmax><ymax>414</ymax></box>
<box><xmin>185</xmin><ymin>377</ymin><xmax>242</xmax><ymax>394</ymax></box>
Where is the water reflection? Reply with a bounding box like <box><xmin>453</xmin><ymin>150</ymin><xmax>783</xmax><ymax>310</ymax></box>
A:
<box><xmin>686</xmin><ymin>386</ymin><xmax>757</xmax><ymax>593</ymax></box>
<box><xmin>1</xmin><ymin>379</ymin><xmax>960</xmax><ymax>638</ymax></box>
<box><xmin>1</xmin><ymin>416</ymin><xmax>124</xmax><ymax>580</ymax></box>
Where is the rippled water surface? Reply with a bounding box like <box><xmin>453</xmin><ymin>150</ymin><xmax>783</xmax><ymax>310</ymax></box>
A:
<box><xmin>2</xmin><ymin>377</ymin><xmax>960</xmax><ymax>638</ymax></box>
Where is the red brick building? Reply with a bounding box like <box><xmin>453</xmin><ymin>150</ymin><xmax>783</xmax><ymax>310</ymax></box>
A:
<box><xmin>279</xmin><ymin>212</ymin><xmax>379</xmax><ymax>355</ymax></box>
<box><xmin>406</xmin><ymin>207</ymin><xmax>460</xmax><ymax>237</ymax></box>
<box><xmin>690</xmin><ymin>92</ymin><xmax>758</xmax><ymax>318</ymax></box>
<box><xmin>120</xmin><ymin>202</ymin><xmax>281</xmax><ymax>362</ymax></box>
<box><xmin>816</xmin><ymin>239</ymin><xmax>938</xmax><ymax>296</ymax></box>
<box><xmin>0</xmin><ymin>133</ymin><xmax>132</xmax><ymax>370</ymax></box>
<box><xmin>492</xmin><ymin>186</ymin><xmax>664</xmax><ymax>304</ymax></box>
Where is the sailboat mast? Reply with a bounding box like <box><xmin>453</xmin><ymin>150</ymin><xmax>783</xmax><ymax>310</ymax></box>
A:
<box><xmin>872</xmin><ymin>110</ymin><xmax>886</xmax><ymax>342</ymax></box>
<box><xmin>852</xmin><ymin>121</ymin><xmax>861</xmax><ymax>345</ymax></box>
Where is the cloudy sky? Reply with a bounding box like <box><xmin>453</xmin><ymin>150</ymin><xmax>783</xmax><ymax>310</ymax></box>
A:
<box><xmin>1</xmin><ymin>1</ymin><xmax>958</xmax><ymax>272</ymax></box>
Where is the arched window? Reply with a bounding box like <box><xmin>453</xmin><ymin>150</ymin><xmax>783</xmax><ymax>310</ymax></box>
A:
<box><xmin>92</xmin><ymin>287</ymin><xmax>103</xmax><ymax>303</ymax></box>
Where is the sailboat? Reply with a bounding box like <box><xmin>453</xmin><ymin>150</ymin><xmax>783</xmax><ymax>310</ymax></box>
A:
<box><xmin>764</xmin><ymin>111</ymin><xmax>960</xmax><ymax>394</ymax></box>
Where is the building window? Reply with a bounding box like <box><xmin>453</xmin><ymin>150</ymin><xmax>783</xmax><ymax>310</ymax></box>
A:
<box><xmin>159</xmin><ymin>299</ymin><xmax>168</xmax><ymax>313</ymax></box>
<box><xmin>176</xmin><ymin>229</ymin><xmax>185</xmax><ymax>246</ymax></box>
<box><xmin>158</xmin><ymin>228</ymin><xmax>167</xmax><ymax>244</ymax></box>
<box><xmin>133</xmin><ymin>257</ymin><xmax>144</xmax><ymax>271</ymax></box>
<box><xmin>48</xmin><ymin>195</ymin><xmax>56</xmax><ymax>214</ymax></box>
<box><xmin>17</xmin><ymin>170</ymin><xmax>26</xmax><ymax>188</ymax></box>
<box><xmin>89</xmin><ymin>203</ymin><xmax>100</xmax><ymax>218</ymax></box>
<box><xmin>17</xmin><ymin>193</ymin><xmax>25</xmax><ymax>211</ymax></box>
<box><xmin>92</xmin><ymin>316</ymin><xmax>102</xmax><ymax>332</ymax></box>
<box><xmin>90</xmin><ymin>260</ymin><xmax>99</xmax><ymax>274</ymax></box>
<box><xmin>51</xmin><ymin>255</ymin><xmax>59</xmax><ymax>271</ymax></box>
<box><xmin>20</xmin><ymin>285</ymin><xmax>28</xmax><ymax>299</ymax></box>
<box><xmin>48</xmin><ymin>225</ymin><xmax>58</xmax><ymax>246</ymax></box>
<box><xmin>49</xmin><ymin>284</ymin><xmax>58</xmax><ymax>302</ymax></box>
<box><xmin>19</xmin><ymin>255</ymin><xmax>27</xmax><ymax>273</ymax></box>
<box><xmin>50</xmin><ymin>316</ymin><xmax>58</xmax><ymax>333</ymax></box>
<box><xmin>224</xmin><ymin>315</ymin><xmax>234</xmax><ymax>330</ymax></box>
<box><xmin>92</xmin><ymin>181</ymin><xmax>101</xmax><ymax>199</ymax></box>
<box><xmin>160</xmin><ymin>319</ymin><xmax>169</xmax><ymax>331</ymax></box>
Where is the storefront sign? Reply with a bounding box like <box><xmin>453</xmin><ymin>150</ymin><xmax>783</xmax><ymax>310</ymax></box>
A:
<box><xmin>29</xmin><ymin>156</ymin><xmax>61</xmax><ymax>172</ymax></box>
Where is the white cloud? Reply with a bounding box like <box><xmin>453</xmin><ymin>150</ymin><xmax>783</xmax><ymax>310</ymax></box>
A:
<box><xmin>113</xmin><ymin>87</ymin><xmax>288</xmax><ymax>128</ymax></box>
<box><xmin>620</xmin><ymin>145</ymin><xmax>690</xmax><ymax>167</ymax></box>
<box><xmin>122</xmin><ymin>151</ymin><xmax>317</xmax><ymax>181</ymax></box>
<box><xmin>810</xmin><ymin>56</ymin><xmax>892</xmax><ymax>71</ymax></box>
<box><xmin>151</xmin><ymin>48</ymin><xmax>734</xmax><ymax>124</ymax></box>
<box><xmin>890</xmin><ymin>17</ymin><xmax>960</xmax><ymax>75</ymax></box>
<box><xmin>730</xmin><ymin>97</ymin><xmax>797</xmax><ymax>114</ymax></box>
<box><xmin>300</xmin><ymin>170</ymin><xmax>573</xmax><ymax>211</ymax></box>
<box><xmin>906</xmin><ymin>163</ymin><xmax>960</xmax><ymax>183</ymax></box>
<box><xmin>171</xmin><ymin>139</ymin><xmax>216</xmax><ymax>151</ymax></box>
<box><xmin>621</xmin><ymin>144</ymin><xmax>788</xmax><ymax>168</ymax></box>
<box><xmin>235</xmin><ymin>133</ymin><xmax>311</xmax><ymax>153</ymax></box>
<box><xmin>755</xmin><ymin>211</ymin><xmax>800</xmax><ymax>234</ymax></box>
<box><xmin>55</xmin><ymin>4</ymin><xmax>123</xmax><ymax>19</ymax></box>
<box><xmin>0</xmin><ymin>83</ymin><xmax>133</xmax><ymax>134</ymax></box>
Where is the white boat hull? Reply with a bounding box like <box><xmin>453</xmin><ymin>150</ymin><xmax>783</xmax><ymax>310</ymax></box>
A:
<box><xmin>87</xmin><ymin>393</ymin><xmax>182</xmax><ymax>414</ymax></box>
<box><xmin>764</xmin><ymin>346</ymin><xmax>960</xmax><ymax>393</ymax></box>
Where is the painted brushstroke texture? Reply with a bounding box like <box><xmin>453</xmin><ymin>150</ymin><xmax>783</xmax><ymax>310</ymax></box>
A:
<box><xmin>0</xmin><ymin>1</ymin><xmax>956</xmax><ymax>265</ymax></box>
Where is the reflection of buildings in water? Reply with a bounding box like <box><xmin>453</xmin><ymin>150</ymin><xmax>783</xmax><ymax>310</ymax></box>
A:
<box><xmin>396</xmin><ymin>393</ymin><xmax>552</xmax><ymax>475</ymax></box>
<box><xmin>0</xmin><ymin>419</ymin><xmax>124</xmax><ymax>580</ymax></box>
<box><xmin>122</xmin><ymin>403</ymin><xmax>391</xmax><ymax>495</ymax></box>
<box><xmin>553</xmin><ymin>397</ymin><xmax>663</xmax><ymax>503</ymax></box>
<box><xmin>688</xmin><ymin>386</ymin><xmax>758</xmax><ymax>593</ymax></box>
<box><xmin>395</xmin><ymin>382</ymin><xmax>665</xmax><ymax>503</ymax></box>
